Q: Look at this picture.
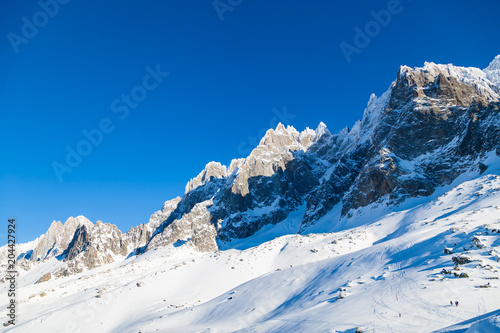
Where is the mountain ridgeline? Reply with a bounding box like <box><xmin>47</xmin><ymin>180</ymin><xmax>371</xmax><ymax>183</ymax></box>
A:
<box><xmin>16</xmin><ymin>56</ymin><xmax>500</xmax><ymax>276</ymax></box>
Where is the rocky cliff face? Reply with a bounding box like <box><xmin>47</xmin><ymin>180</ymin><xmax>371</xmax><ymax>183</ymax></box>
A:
<box><xmin>7</xmin><ymin>56</ymin><xmax>500</xmax><ymax>278</ymax></box>
<box><xmin>185</xmin><ymin>162</ymin><xmax>228</xmax><ymax>194</ymax></box>
<box><xmin>54</xmin><ymin>221</ymin><xmax>125</xmax><ymax>277</ymax></box>
<box><xmin>335</xmin><ymin>61</ymin><xmax>499</xmax><ymax>216</ymax></box>
<box><xmin>146</xmin><ymin>199</ymin><xmax>217</xmax><ymax>252</ymax></box>
<box><xmin>29</xmin><ymin>198</ymin><xmax>182</xmax><ymax>276</ymax></box>
<box><xmin>31</xmin><ymin>216</ymin><xmax>94</xmax><ymax>261</ymax></box>
<box><xmin>126</xmin><ymin>197</ymin><xmax>182</xmax><ymax>254</ymax></box>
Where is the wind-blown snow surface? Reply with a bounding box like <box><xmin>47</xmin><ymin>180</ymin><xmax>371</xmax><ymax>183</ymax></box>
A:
<box><xmin>3</xmin><ymin>160</ymin><xmax>500</xmax><ymax>332</ymax></box>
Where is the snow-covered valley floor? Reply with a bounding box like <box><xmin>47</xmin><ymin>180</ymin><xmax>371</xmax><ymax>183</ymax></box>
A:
<box><xmin>3</xmin><ymin>172</ymin><xmax>500</xmax><ymax>332</ymax></box>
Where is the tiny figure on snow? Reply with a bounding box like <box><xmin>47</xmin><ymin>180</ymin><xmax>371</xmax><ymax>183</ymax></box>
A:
<box><xmin>455</xmin><ymin>301</ymin><xmax>459</xmax><ymax>307</ymax></box>
<box><xmin>450</xmin><ymin>301</ymin><xmax>453</xmax><ymax>306</ymax></box>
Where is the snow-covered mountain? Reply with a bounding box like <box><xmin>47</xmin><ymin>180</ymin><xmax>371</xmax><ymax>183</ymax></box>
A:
<box><xmin>31</xmin><ymin>216</ymin><xmax>94</xmax><ymax>261</ymax></box>
<box><xmin>145</xmin><ymin>55</ymin><xmax>500</xmax><ymax>252</ymax></box>
<box><xmin>2</xmin><ymin>56</ymin><xmax>500</xmax><ymax>332</ymax></box>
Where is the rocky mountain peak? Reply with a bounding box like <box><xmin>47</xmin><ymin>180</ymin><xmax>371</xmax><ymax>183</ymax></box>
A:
<box><xmin>485</xmin><ymin>54</ymin><xmax>500</xmax><ymax>71</ymax></box>
<box><xmin>484</xmin><ymin>54</ymin><xmax>500</xmax><ymax>87</ymax></box>
<box><xmin>230</xmin><ymin>123</ymin><xmax>326</xmax><ymax>197</ymax></box>
<box><xmin>64</xmin><ymin>215</ymin><xmax>94</xmax><ymax>231</ymax></box>
<box><xmin>59</xmin><ymin>225</ymin><xmax>90</xmax><ymax>262</ymax></box>
<box><xmin>228</xmin><ymin>158</ymin><xmax>245</xmax><ymax>175</ymax></box>
<box><xmin>31</xmin><ymin>216</ymin><xmax>94</xmax><ymax>261</ymax></box>
<box><xmin>49</xmin><ymin>219</ymin><xmax>64</xmax><ymax>229</ymax></box>
<box><xmin>161</xmin><ymin>197</ymin><xmax>182</xmax><ymax>215</ymax></box>
<box><xmin>258</xmin><ymin>122</ymin><xmax>329</xmax><ymax>152</ymax></box>
<box><xmin>259</xmin><ymin>123</ymin><xmax>300</xmax><ymax>146</ymax></box>
<box><xmin>313</xmin><ymin>122</ymin><xmax>330</xmax><ymax>142</ymax></box>
<box><xmin>315</xmin><ymin>121</ymin><xmax>327</xmax><ymax>132</ymax></box>
<box><xmin>185</xmin><ymin>161</ymin><xmax>228</xmax><ymax>194</ymax></box>
<box><xmin>275</xmin><ymin>122</ymin><xmax>286</xmax><ymax>131</ymax></box>
<box><xmin>146</xmin><ymin>197</ymin><xmax>182</xmax><ymax>232</ymax></box>
<box><xmin>55</xmin><ymin>219</ymin><xmax>142</xmax><ymax>276</ymax></box>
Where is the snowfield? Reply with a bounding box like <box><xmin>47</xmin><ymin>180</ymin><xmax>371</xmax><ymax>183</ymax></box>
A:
<box><xmin>2</xmin><ymin>162</ymin><xmax>500</xmax><ymax>332</ymax></box>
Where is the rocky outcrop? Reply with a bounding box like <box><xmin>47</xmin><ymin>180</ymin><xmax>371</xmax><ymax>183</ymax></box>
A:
<box><xmin>51</xmin><ymin>197</ymin><xmax>182</xmax><ymax>276</ymax></box>
<box><xmin>185</xmin><ymin>162</ymin><xmax>228</xmax><ymax>194</ymax></box>
<box><xmin>147</xmin><ymin>199</ymin><xmax>217</xmax><ymax>252</ymax></box>
<box><xmin>35</xmin><ymin>272</ymin><xmax>51</xmax><ymax>284</ymax></box>
<box><xmin>31</xmin><ymin>216</ymin><xmax>93</xmax><ymax>261</ymax></box>
<box><xmin>230</xmin><ymin>123</ymin><xmax>317</xmax><ymax>196</ymax></box>
<box><xmin>55</xmin><ymin>221</ymin><xmax>126</xmax><ymax>276</ymax></box>
<box><xmin>337</xmin><ymin>61</ymin><xmax>500</xmax><ymax>215</ymax></box>
<box><xmin>122</xmin><ymin>197</ymin><xmax>181</xmax><ymax>255</ymax></box>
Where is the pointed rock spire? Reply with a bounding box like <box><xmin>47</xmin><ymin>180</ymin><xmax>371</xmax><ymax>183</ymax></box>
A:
<box><xmin>314</xmin><ymin>121</ymin><xmax>330</xmax><ymax>141</ymax></box>
<box><xmin>484</xmin><ymin>55</ymin><xmax>500</xmax><ymax>87</ymax></box>
<box><xmin>275</xmin><ymin>122</ymin><xmax>286</xmax><ymax>131</ymax></box>
<box><xmin>485</xmin><ymin>55</ymin><xmax>500</xmax><ymax>71</ymax></box>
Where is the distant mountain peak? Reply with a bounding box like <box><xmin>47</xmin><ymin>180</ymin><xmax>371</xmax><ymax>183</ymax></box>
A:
<box><xmin>185</xmin><ymin>161</ymin><xmax>228</xmax><ymax>194</ymax></box>
<box><xmin>314</xmin><ymin>121</ymin><xmax>330</xmax><ymax>140</ymax></box>
<box><xmin>31</xmin><ymin>215</ymin><xmax>93</xmax><ymax>261</ymax></box>
<box><xmin>275</xmin><ymin>122</ymin><xmax>286</xmax><ymax>131</ymax></box>
<box><xmin>484</xmin><ymin>54</ymin><xmax>500</xmax><ymax>87</ymax></box>
<box><xmin>485</xmin><ymin>54</ymin><xmax>500</xmax><ymax>71</ymax></box>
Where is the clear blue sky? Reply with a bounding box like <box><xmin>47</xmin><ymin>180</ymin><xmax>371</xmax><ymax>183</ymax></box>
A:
<box><xmin>1</xmin><ymin>0</ymin><xmax>499</xmax><ymax>242</ymax></box>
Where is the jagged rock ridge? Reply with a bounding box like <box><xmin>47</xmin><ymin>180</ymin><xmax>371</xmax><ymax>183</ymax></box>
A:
<box><xmin>146</xmin><ymin>55</ymin><xmax>500</xmax><ymax>249</ymax></box>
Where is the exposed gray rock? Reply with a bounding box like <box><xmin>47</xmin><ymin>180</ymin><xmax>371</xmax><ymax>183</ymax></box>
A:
<box><xmin>55</xmin><ymin>222</ymin><xmax>126</xmax><ymax>276</ymax></box>
<box><xmin>230</xmin><ymin>123</ymin><xmax>318</xmax><ymax>197</ymax></box>
<box><xmin>185</xmin><ymin>162</ymin><xmax>227</xmax><ymax>194</ymax></box>
<box><xmin>147</xmin><ymin>199</ymin><xmax>217</xmax><ymax>252</ymax></box>
<box><xmin>122</xmin><ymin>197</ymin><xmax>181</xmax><ymax>255</ymax></box>
<box><xmin>35</xmin><ymin>272</ymin><xmax>51</xmax><ymax>284</ymax></box>
<box><xmin>31</xmin><ymin>216</ymin><xmax>93</xmax><ymax>261</ymax></box>
<box><xmin>51</xmin><ymin>197</ymin><xmax>182</xmax><ymax>276</ymax></box>
<box><xmin>453</xmin><ymin>255</ymin><xmax>473</xmax><ymax>265</ymax></box>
